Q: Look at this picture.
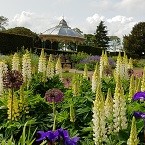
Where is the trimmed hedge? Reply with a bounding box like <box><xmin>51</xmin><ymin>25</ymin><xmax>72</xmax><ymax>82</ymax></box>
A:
<box><xmin>77</xmin><ymin>45</ymin><xmax>103</xmax><ymax>56</ymax></box>
<box><xmin>0</xmin><ymin>32</ymin><xmax>33</xmax><ymax>54</ymax></box>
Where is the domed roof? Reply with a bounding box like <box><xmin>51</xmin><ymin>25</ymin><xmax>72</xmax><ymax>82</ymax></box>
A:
<box><xmin>40</xmin><ymin>19</ymin><xmax>84</xmax><ymax>39</ymax></box>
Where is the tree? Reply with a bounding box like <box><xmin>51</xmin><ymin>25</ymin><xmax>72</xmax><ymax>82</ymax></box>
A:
<box><xmin>123</xmin><ymin>22</ymin><xmax>145</xmax><ymax>57</ymax></box>
<box><xmin>94</xmin><ymin>21</ymin><xmax>110</xmax><ymax>50</ymax></box>
<box><xmin>0</xmin><ymin>16</ymin><xmax>8</xmax><ymax>31</ymax></box>
<box><xmin>84</xmin><ymin>34</ymin><xmax>95</xmax><ymax>47</ymax></box>
<box><xmin>109</xmin><ymin>36</ymin><xmax>122</xmax><ymax>52</ymax></box>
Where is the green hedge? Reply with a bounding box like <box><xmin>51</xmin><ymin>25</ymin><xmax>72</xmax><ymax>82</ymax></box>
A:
<box><xmin>77</xmin><ymin>45</ymin><xmax>103</xmax><ymax>56</ymax></box>
<box><xmin>0</xmin><ymin>32</ymin><xmax>33</xmax><ymax>54</ymax></box>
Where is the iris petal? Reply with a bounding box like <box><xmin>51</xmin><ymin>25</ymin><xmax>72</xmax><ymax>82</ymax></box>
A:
<box><xmin>132</xmin><ymin>92</ymin><xmax>145</xmax><ymax>101</ymax></box>
<box><xmin>134</xmin><ymin>111</ymin><xmax>145</xmax><ymax>119</ymax></box>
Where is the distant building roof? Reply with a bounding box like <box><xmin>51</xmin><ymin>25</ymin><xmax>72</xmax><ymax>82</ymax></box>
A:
<box><xmin>39</xmin><ymin>19</ymin><xmax>84</xmax><ymax>43</ymax></box>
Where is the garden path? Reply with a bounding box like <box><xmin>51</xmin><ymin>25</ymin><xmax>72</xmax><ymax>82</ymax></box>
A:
<box><xmin>69</xmin><ymin>68</ymin><xmax>144</xmax><ymax>78</ymax></box>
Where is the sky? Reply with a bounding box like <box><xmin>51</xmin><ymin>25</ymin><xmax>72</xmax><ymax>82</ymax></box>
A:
<box><xmin>1</xmin><ymin>0</ymin><xmax>145</xmax><ymax>38</ymax></box>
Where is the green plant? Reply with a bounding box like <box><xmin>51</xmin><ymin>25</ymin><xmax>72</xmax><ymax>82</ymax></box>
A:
<box><xmin>70</xmin><ymin>52</ymin><xmax>89</xmax><ymax>64</ymax></box>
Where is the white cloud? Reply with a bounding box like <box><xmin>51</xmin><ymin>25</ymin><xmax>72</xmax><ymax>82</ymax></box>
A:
<box><xmin>8</xmin><ymin>11</ymin><xmax>71</xmax><ymax>34</ymax></box>
<box><xmin>8</xmin><ymin>11</ymin><xmax>138</xmax><ymax>38</ymax></box>
<box><xmin>84</xmin><ymin>13</ymin><xmax>138</xmax><ymax>38</ymax></box>
<box><xmin>86</xmin><ymin>14</ymin><xmax>105</xmax><ymax>24</ymax></box>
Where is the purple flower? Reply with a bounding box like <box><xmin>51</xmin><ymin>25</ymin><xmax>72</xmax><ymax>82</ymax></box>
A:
<box><xmin>134</xmin><ymin>111</ymin><xmax>145</xmax><ymax>119</ymax></box>
<box><xmin>45</xmin><ymin>88</ymin><xmax>64</xmax><ymax>103</ymax></box>
<box><xmin>36</xmin><ymin>130</ymin><xmax>58</xmax><ymax>142</ymax></box>
<box><xmin>3</xmin><ymin>70</ymin><xmax>23</xmax><ymax>90</ymax></box>
<box><xmin>36</xmin><ymin>128</ymin><xmax>80</xmax><ymax>145</ymax></box>
<box><xmin>132</xmin><ymin>92</ymin><xmax>145</xmax><ymax>101</ymax></box>
<box><xmin>58</xmin><ymin>128</ymin><xmax>80</xmax><ymax>145</ymax></box>
<box><xmin>64</xmin><ymin>136</ymin><xmax>80</xmax><ymax>145</ymax></box>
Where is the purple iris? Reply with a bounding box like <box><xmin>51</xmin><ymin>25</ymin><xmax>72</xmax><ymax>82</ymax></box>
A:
<box><xmin>132</xmin><ymin>92</ymin><xmax>145</xmax><ymax>101</ymax></box>
<box><xmin>36</xmin><ymin>130</ymin><xmax>58</xmax><ymax>142</ymax></box>
<box><xmin>36</xmin><ymin>128</ymin><xmax>80</xmax><ymax>145</ymax></box>
<box><xmin>134</xmin><ymin>112</ymin><xmax>145</xmax><ymax>119</ymax></box>
<box><xmin>64</xmin><ymin>136</ymin><xmax>80</xmax><ymax>145</ymax></box>
<box><xmin>58</xmin><ymin>128</ymin><xmax>80</xmax><ymax>145</ymax></box>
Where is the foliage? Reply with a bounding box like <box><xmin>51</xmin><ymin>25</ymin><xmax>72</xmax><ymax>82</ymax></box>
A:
<box><xmin>70</xmin><ymin>52</ymin><xmax>89</xmax><ymax>63</ymax></box>
<box><xmin>94</xmin><ymin>21</ymin><xmax>110</xmax><ymax>50</ymax></box>
<box><xmin>84</xmin><ymin>34</ymin><xmax>95</xmax><ymax>47</ymax></box>
<box><xmin>132</xmin><ymin>59</ymin><xmax>145</xmax><ymax>68</ymax></box>
<box><xmin>0</xmin><ymin>120</ymin><xmax>36</xmax><ymax>144</ymax></box>
<box><xmin>0</xmin><ymin>51</ymin><xmax>145</xmax><ymax>144</ymax></box>
<box><xmin>30</xmin><ymin>75</ymin><xmax>65</xmax><ymax>97</ymax></box>
<box><xmin>75</xmin><ymin>55</ymin><xmax>116</xmax><ymax>71</ymax></box>
<box><xmin>123</xmin><ymin>22</ymin><xmax>145</xmax><ymax>58</ymax></box>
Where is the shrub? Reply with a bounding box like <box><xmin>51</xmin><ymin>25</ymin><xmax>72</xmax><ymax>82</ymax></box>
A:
<box><xmin>70</xmin><ymin>52</ymin><xmax>89</xmax><ymax>64</ymax></box>
<box><xmin>75</xmin><ymin>55</ymin><xmax>116</xmax><ymax>71</ymax></box>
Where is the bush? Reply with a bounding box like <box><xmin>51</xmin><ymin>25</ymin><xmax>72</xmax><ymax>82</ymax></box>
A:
<box><xmin>132</xmin><ymin>59</ymin><xmax>145</xmax><ymax>68</ymax></box>
<box><xmin>70</xmin><ymin>52</ymin><xmax>89</xmax><ymax>63</ymax></box>
<box><xmin>75</xmin><ymin>55</ymin><xmax>116</xmax><ymax>71</ymax></box>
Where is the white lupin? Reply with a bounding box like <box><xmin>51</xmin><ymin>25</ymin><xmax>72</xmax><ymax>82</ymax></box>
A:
<box><xmin>141</xmin><ymin>67</ymin><xmax>145</xmax><ymax>91</ymax></box>
<box><xmin>99</xmin><ymin>52</ymin><xmax>104</xmax><ymax>79</ymax></box>
<box><xmin>92</xmin><ymin>84</ymin><xmax>106</xmax><ymax>144</ymax></box>
<box><xmin>55</xmin><ymin>57</ymin><xmax>62</xmax><ymax>79</ymax></box>
<box><xmin>105</xmin><ymin>88</ymin><xmax>113</xmax><ymax>135</ymax></box>
<box><xmin>0</xmin><ymin>61</ymin><xmax>8</xmax><ymax>95</ymax></box>
<box><xmin>127</xmin><ymin>117</ymin><xmax>138</xmax><ymax>145</ymax></box>
<box><xmin>92</xmin><ymin>64</ymin><xmax>99</xmax><ymax>93</ymax></box>
<box><xmin>22</xmin><ymin>51</ymin><xmax>32</xmax><ymax>82</ymax></box>
<box><xmin>113</xmin><ymin>75</ymin><xmax>127</xmax><ymax>132</ymax></box>
<box><xmin>38</xmin><ymin>49</ymin><xmax>46</xmax><ymax>74</ymax></box>
<box><xmin>12</xmin><ymin>53</ymin><xmax>20</xmax><ymax>71</ymax></box>
<box><xmin>46</xmin><ymin>61</ymin><xmax>55</xmax><ymax>78</ymax></box>
<box><xmin>128</xmin><ymin>58</ymin><xmax>133</xmax><ymax>69</ymax></box>
<box><xmin>83</xmin><ymin>64</ymin><xmax>88</xmax><ymax>79</ymax></box>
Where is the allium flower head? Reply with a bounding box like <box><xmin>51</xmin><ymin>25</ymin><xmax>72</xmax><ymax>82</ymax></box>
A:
<box><xmin>3</xmin><ymin>70</ymin><xmax>23</xmax><ymax>89</ymax></box>
<box><xmin>45</xmin><ymin>88</ymin><xmax>64</xmax><ymax>103</ymax></box>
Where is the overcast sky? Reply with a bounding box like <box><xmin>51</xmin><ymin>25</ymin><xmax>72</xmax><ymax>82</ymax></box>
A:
<box><xmin>1</xmin><ymin>0</ymin><xmax>145</xmax><ymax>38</ymax></box>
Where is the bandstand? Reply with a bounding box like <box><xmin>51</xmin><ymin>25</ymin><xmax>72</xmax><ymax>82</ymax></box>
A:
<box><xmin>39</xmin><ymin>19</ymin><xmax>85</xmax><ymax>52</ymax></box>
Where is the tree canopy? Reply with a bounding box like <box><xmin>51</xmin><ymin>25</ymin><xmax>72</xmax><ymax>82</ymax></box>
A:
<box><xmin>0</xmin><ymin>16</ymin><xmax>8</xmax><ymax>31</ymax></box>
<box><xmin>123</xmin><ymin>22</ymin><xmax>145</xmax><ymax>57</ymax></box>
<box><xmin>4</xmin><ymin>27</ymin><xmax>38</xmax><ymax>38</ymax></box>
<box><xmin>94</xmin><ymin>21</ymin><xmax>110</xmax><ymax>50</ymax></box>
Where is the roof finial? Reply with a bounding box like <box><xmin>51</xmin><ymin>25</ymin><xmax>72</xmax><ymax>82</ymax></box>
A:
<box><xmin>62</xmin><ymin>14</ymin><xmax>64</xmax><ymax>20</ymax></box>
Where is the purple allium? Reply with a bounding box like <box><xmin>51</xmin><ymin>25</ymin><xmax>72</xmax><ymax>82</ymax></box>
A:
<box><xmin>134</xmin><ymin>111</ymin><xmax>145</xmax><ymax>119</ymax></box>
<box><xmin>45</xmin><ymin>88</ymin><xmax>64</xmax><ymax>103</ymax></box>
<box><xmin>132</xmin><ymin>92</ymin><xmax>145</xmax><ymax>101</ymax></box>
<box><xmin>3</xmin><ymin>70</ymin><xmax>23</xmax><ymax>90</ymax></box>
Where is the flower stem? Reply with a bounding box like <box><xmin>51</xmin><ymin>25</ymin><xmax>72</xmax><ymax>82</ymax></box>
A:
<box><xmin>52</xmin><ymin>102</ymin><xmax>56</xmax><ymax>131</ymax></box>
<box><xmin>143</xmin><ymin>119</ymin><xmax>145</xmax><ymax>143</ymax></box>
<box><xmin>11</xmin><ymin>88</ymin><xmax>14</xmax><ymax>121</ymax></box>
